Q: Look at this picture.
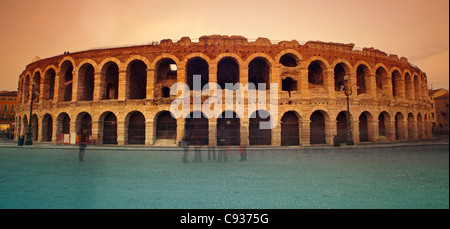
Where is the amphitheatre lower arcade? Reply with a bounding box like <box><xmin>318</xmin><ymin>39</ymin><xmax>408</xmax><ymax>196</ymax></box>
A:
<box><xmin>15</xmin><ymin>35</ymin><xmax>433</xmax><ymax>147</ymax></box>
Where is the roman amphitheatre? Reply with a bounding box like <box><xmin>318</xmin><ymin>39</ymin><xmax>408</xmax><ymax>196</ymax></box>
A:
<box><xmin>15</xmin><ymin>35</ymin><xmax>433</xmax><ymax>147</ymax></box>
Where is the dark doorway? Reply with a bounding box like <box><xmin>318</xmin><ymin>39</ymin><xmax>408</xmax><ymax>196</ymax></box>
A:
<box><xmin>128</xmin><ymin>112</ymin><xmax>145</xmax><ymax>145</ymax></box>
<box><xmin>281</xmin><ymin>111</ymin><xmax>299</xmax><ymax>146</ymax></box>
<box><xmin>310</xmin><ymin>111</ymin><xmax>326</xmax><ymax>144</ymax></box>
<box><xmin>249</xmin><ymin>110</ymin><xmax>271</xmax><ymax>145</ymax></box>
<box><xmin>103</xmin><ymin>112</ymin><xmax>117</xmax><ymax>144</ymax></box>
<box><xmin>336</xmin><ymin>112</ymin><xmax>348</xmax><ymax>144</ymax></box>
<box><xmin>217</xmin><ymin>111</ymin><xmax>240</xmax><ymax>146</ymax></box>
<box><xmin>42</xmin><ymin>114</ymin><xmax>53</xmax><ymax>141</ymax></box>
<box><xmin>185</xmin><ymin>111</ymin><xmax>209</xmax><ymax>145</ymax></box>
<box><xmin>156</xmin><ymin>111</ymin><xmax>177</xmax><ymax>140</ymax></box>
<box><xmin>359</xmin><ymin>113</ymin><xmax>369</xmax><ymax>142</ymax></box>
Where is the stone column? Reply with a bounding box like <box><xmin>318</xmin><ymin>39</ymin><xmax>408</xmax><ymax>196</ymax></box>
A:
<box><xmin>93</xmin><ymin>71</ymin><xmax>102</xmax><ymax>100</ymax></box>
<box><xmin>146</xmin><ymin>68</ymin><xmax>155</xmax><ymax>100</ymax></box>
<box><xmin>145</xmin><ymin>119</ymin><xmax>154</xmax><ymax>146</ymax></box>
<box><xmin>118</xmin><ymin>69</ymin><xmax>128</xmax><ymax>101</ymax></box>
<box><xmin>386</xmin><ymin>120</ymin><xmax>396</xmax><ymax>141</ymax></box>
<box><xmin>367</xmin><ymin>72</ymin><xmax>377</xmax><ymax>96</ymax></box>
<box><xmin>325</xmin><ymin>69</ymin><xmax>336</xmax><ymax>99</ymax></box>
<box><xmin>117</xmin><ymin>120</ymin><xmax>125</xmax><ymax>146</ymax></box>
<box><xmin>240</xmin><ymin>119</ymin><xmax>249</xmax><ymax>147</ymax></box>
<box><xmin>72</xmin><ymin>70</ymin><xmax>79</xmax><ymax>101</ymax></box>
<box><xmin>272</xmin><ymin>119</ymin><xmax>281</xmax><ymax>146</ymax></box>
<box><xmin>176</xmin><ymin>118</ymin><xmax>185</xmax><ymax>145</ymax></box>
<box><xmin>92</xmin><ymin>120</ymin><xmax>100</xmax><ymax>144</ymax></box>
<box><xmin>368</xmin><ymin>118</ymin><xmax>378</xmax><ymax>142</ymax></box>
<box><xmin>208</xmin><ymin>117</ymin><xmax>217</xmax><ymax>147</ymax></box>
<box><xmin>299</xmin><ymin>68</ymin><xmax>310</xmax><ymax>101</ymax></box>
<box><xmin>300</xmin><ymin>119</ymin><xmax>311</xmax><ymax>146</ymax></box>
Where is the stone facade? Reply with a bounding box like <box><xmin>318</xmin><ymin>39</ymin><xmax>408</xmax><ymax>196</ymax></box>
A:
<box><xmin>15</xmin><ymin>35</ymin><xmax>433</xmax><ymax>146</ymax></box>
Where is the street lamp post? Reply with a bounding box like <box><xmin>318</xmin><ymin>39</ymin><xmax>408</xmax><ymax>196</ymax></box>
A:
<box><xmin>342</xmin><ymin>75</ymin><xmax>355</xmax><ymax>145</ymax></box>
<box><xmin>24</xmin><ymin>83</ymin><xmax>36</xmax><ymax>145</ymax></box>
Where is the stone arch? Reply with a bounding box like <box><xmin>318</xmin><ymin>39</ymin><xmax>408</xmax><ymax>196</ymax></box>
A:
<box><xmin>126</xmin><ymin>111</ymin><xmax>146</xmax><ymax>145</ymax></box>
<box><xmin>41</xmin><ymin>113</ymin><xmax>53</xmax><ymax>142</ymax></box>
<box><xmin>185</xmin><ymin>111</ymin><xmax>209</xmax><ymax>145</ymax></box>
<box><xmin>59</xmin><ymin>60</ymin><xmax>74</xmax><ymax>102</ymax></box>
<box><xmin>217</xmin><ymin>110</ymin><xmax>240</xmax><ymax>146</ymax></box>
<box><xmin>407</xmin><ymin>112</ymin><xmax>416</xmax><ymax>140</ymax></box>
<box><xmin>99</xmin><ymin>111</ymin><xmax>118</xmax><ymax>144</ymax></box>
<box><xmin>306</xmin><ymin>58</ymin><xmax>329</xmax><ymax>87</ymax></box>
<box><xmin>56</xmin><ymin>112</ymin><xmax>70</xmax><ymax>135</ymax></box>
<box><xmin>333</xmin><ymin>61</ymin><xmax>351</xmax><ymax>91</ymax></box>
<box><xmin>391</xmin><ymin>68</ymin><xmax>403</xmax><ymax>98</ymax></box>
<box><xmin>378</xmin><ymin>111</ymin><xmax>390</xmax><ymax>138</ymax></box>
<box><xmin>23</xmin><ymin>74</ymin><xmax>31</xmax><ymax>103</ymax></box>
<box><xmin>336</xmin><ymin>111</ymin><xmax>350</xmax><ymax>144</ymax></box>
<box><xmin>185</xmin><ymin>57</ymin><xmax>209</xmax><ymax>90</ymax></box>
<box><xmin>100</xmin><ymin>61</ymin><xmax>119</xmax><ymax>100</ymax></box>
<box><xmin>127</xmin><ymin>59</ymin><xmax>147</xmax><ymax>99</ymax></box>
<box><xmin>249</xmin><ymin>110</ymin><xmax>271</xmax><ymax>145</ymax></box>
<box><xmin>355</xmin><ymin>63</ymin><xmax>370</xmax><ymax>95</ymax></box>
<box><xmin>413</xmin><ymin>73</ymin><xmax>421</xmax><ymax>99</ymax></box>
<box><xmin>417</xmin><ymin>113</ymin><xmax>424</xmax><ymax>139</ymax></box>
<box><xmin>77</xmin><ymin>62</ymin><xmax>95</xmax><ymax>101</ymax></box>
<box><xmin>404</xmin><ymin>71</ymin><xmax>414</xmax><ymax>99</ymax></box>
<box><xmin>276</xmin><ymin>49</ymin><xmax>302</xmax><ymax>67</ymax></box>
<box><xmin>217</xmin><ymin>57</ymin><xmax>240</xmax><ymax>89</ymax></box>
<box><xmin>310</xmin><ymin>110</ymin><xmax>329</xmax><ymax>145</ymax></box>
<box><xmin>281</xmin><ymin>111</ymin><xmax>300</xmax><ymax>146</ymax></box>
<box><xmin>31</xmin><ymin>114</ymin><xmax>39</xmax><ymax>141</ymax></box>
<box><xmin>154</xmin><ymin>110</ymin><xmax>177</xmax><ymax>141</ymax></box>
<box><xmin>394</xmin><ymin>112</ymin><xmax>405</xmax><ymax>140</ymax></box>
<box><xmin>154</xmin><ymin>57</ymin><xmax>178</xmax><ymax>98</ymax></box>
<box><xmin>248</xmin><ymin>57</ymin><xmax>271</xmax><ymax>90</ymax></box>
<box><xmin>359</xmin><ymin>111</ymin><xmax>373</xmax><ymax>142</ymax></box>
<box><xmin>75</xmin><ymin>112</ymin><xmax>92</xmax><ymax>135</ymax></box>
<box><xmin>374</xmin><ymin>64</ymin><xmax>388</xmax><ymax>95</ymax></box>
<box><xmin>43</xmin><ymin>67</ymin><xmax>57</xmax><ymax>100</ymax></box>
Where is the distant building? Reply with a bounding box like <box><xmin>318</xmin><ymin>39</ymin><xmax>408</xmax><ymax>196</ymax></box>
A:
<box><xmin>429</xmin><ymin>88</ymin><xmax>449</xmax><ymax>134</ymax></box>
<box><xmin>0</xmin><ymin>91</ymin><xmax>17</xmax><ymax>138</ymax></box>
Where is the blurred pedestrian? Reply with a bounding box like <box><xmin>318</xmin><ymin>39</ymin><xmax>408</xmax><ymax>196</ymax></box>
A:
<box><xmin>239</xmin><ymin>145</ymin><xmax>247</xmax><ymax>161</ymax></box>
<box><xmin>78</xmin><ymin>130</ymin><xmax>88</xmax><ymax>162</ymax></box>
<box><xmin>182</xmin><ymin>130</ymin><xmax>191</xmax><ymax>163</ymax></box>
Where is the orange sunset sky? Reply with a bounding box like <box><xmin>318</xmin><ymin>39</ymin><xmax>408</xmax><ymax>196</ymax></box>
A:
<box><xmin>0</xmin><ymin>0</ymin><xmax>448</xmax><ymax>91</ymax></box>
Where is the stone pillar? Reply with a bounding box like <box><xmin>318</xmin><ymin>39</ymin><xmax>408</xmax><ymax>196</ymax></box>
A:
<box><xmin>92</xmin><ymin>120</ymin><xmax>100</xmax><ymax>144</ymax></box>
<box><xmin>52</xmin><ymin>118</ymin><xmax>58</xmax><ymax>143</ymax></box>
<box><xmin>400</xmin><ymin>119</ymin><xmax>408</xmax><ymax>140</ymax></box>
<box><xmin>240</xmin><ymin>119</ymin><xmax>249</xmax><ymax>147</ymax></box>
<box><xmin>118</xmin><ymin>69</ymin><xmax>128</xmax><ymax>101</ymax></box>
<box><xmin>208</xmin><ymin>118</ymin><xmax>217</xmax><ymax>147</ymax></box>
<box><xmin>176</xmin><ymin>118</ymin><xmax>185</xmax><ymax>145</ymax></box>
<box><xmin>146</xmin><ymin>68</ymin><xmax>155</xmax><ymax>100</ymax></box>
<box><xmin>117</xmin><ymin>120</ymin><xmax>125</xmax><ymax>146</ymax></box>
<box><xmin>72</xmin><ymin>70</ymin><xmax>79</xmax><ymax>101</ymax></box>
<box><xmin>93</xmin><ymin>71</ymin><xmax>102</xmax><ymax>100</ymax></box>
<box><xmin>300</xmin><ymin>120</ymin><xmax>311</xmax><ymax>146</ymax></box>
<box><xmin>368</xmin><ymin>118</ymin><xmax>378</xmax><ymax>142</ymax></box>
<box><xmin>349</xmin><ymin>71</ymin><xmax>358</xmax><ymax>95</ymax></box>
<box><xmin>352</xmin><ymin>116</ymin><xmax>360</xmax><ymax>144</ymax></box>
<box><xmin>367</xmin><ymin>72</ymin><xmax>377</xmax><ymax>96</ymax></box>
<box><xmin>325</xmin><ymin>69</ymin><xmax>336</xmax><ymax>99</ymax></box>
<box><xmin>299</xmin><ymin>68</ymin><xmax>310</xmax><ymax>100</ymax></box>
<box><xmin>145</xmin><ymin>119</ymin><xmax>154</xmax><ymax>146</ymax></box>
<box><xmin>385</xmin><ymin>76</ymin><xmax>393</xmax><ymax>98</ymax></box>
<box><xmin>54</xmin><ymin>71</ymin><xmax>62</xmax><ymax>102</ymax></box>
<box><xmin>386</xmin><ymin>120</ymin><xmax>396</xmax><ymax>141</ymax></box>
<box><xmin>272</xmin><ymin>120</ymin><xmax>281</xmax><ymax>146</ymax></box>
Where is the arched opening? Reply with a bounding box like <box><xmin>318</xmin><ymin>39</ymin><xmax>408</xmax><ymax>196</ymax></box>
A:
<box><xmin>336</xmin><ymin>112</ymin><xmax>348</xmax><ymax>144</ymax></box>
<box><xmin>32</xmin><ymin>72</ymin><xmax>41</xmax><ymax>103</ymax></box>
<box><xmin>103</xmin><ymin>62</ymin><xmax>119</xmax><ymax>100</ymax></box>
<box><xmin>156</xmin><ymin>111</ymin><xmax>177</xmax><ymax>140</ymax></box>
<box><xmin>378</xmin><ymin>112</ymin><xmax>387</xmax><ymax>137</ymax></box>
<box><xmin>185</xmin><ymin>111</ymin><xmax>209</xmax><ymax>145</ymax></box>
<box><xmin>217</xmin><ymin>111</ymin><xmax>240</xmax><ymax>146</ymax></box>
<box><xmin>249</xmin><ymin>58</ymin><xmax>270</xmax><ymax>90</ymax></box>
<box><xmin>281</xmin><ymin>111</ymin><xmax>299</xmax><ymax>146</ymax></box>
<box><xmin>407</xmin><ymin>113</ymin><xmax>415</xmax><ymax>140</ymax></box>
<box><xmin>279</xmin><ymin>54</ymin><xmax>298</xmax><ymax>67</ymax></box>
<box><xmin>376</xmin><ymin>67</ymin><xmax>387</xmax><ymax>95</ymax></box>
<box><xmin>359</xmin><ymin>113</ymin><xmax>369</xmax><ymax>142</ymax></box>
<box><xmin>417</xmin><ymin>114</ymin><xmax>424</xmax><ymax>139</ymax></box>
<box><xmin>414</xmin><ymin>75</ymin><xmax>421</xmax><ymax>99</ymax></box>
<box><xmin>334</xmin><ymin>63</ymin><xmax>348</xmax><ymax>91</ymax></box>
<box><xmin>60</xmin><ymin>61</ymin><xmax>73</xmax><ymax>102</ymax></box>
<box><xmin>43</xmin><ymin>68</ymin><xmax>56</xmax><ymax>100</ymax></box>
<box><xmin>249</xmin><ymin>110</ymin><xmax>271</xmax><ymax>145</ymax></box>
<box><xmin>282</xmin><ymin>77</ymin><xmax>297</xmax><ymax>96</ymax></box>
<box><xmin>128</xmin><ymin>60</ymin><xmax>147</xmax><ymax>99</ymax></box>
<box><xmin>23</xmin><ymin>75</ymin><xmax>30</xmax><ymax>103</ymax></box>
<box><xmin>357</xmin><ymin>65</ymin><xmax>368</xmax><ymax>95</ymax></box>
<box><xmin>78</xmin><ymin>63</ymin><xmax>95</xmax><ymax>101</ymax></box>
<box><xmin>31</xmin><ymin>114</ymin><xmax>38</xmax><ymax>141</ymax></box>
<box><xmin>77</xmin><ymin>113</ymin><xmax>92</xmax><ymax>135</ymax></box>
<box><xmin>395</xmin><ymin>112</ymin><xmax>404</xmax><ymax>140</ymax></box>
<box><xmin>103</xmin><ymin>112</ymin><xmax>117</xmax><ymax>144</ymax></box>
<box><xmin>42</xmin><ymin>114</ymin><xmax>53</xmax><ymax>142</ymax></box>
<box><xmin>217</xmin><ymin>58</ymin><xmax>239</xmax><ymax>89</ymax></box>
<box><xmin>405</xmin><ymin>73</ymin><xmax>414</xmax><ymax>99</ymax></box>
<box><xmin>392</xmin><ymin>70</ymin><xmax>402</xmax><ymax>97</ymax></box>
<box><xmin>308</xmin><ymin>60</ymin><xmax>325</xmax><ymax>87</ymax></box>
<box><xmin>128</xmin><ymin>112</ymin><xmax>145</xmax><ymax>145</ymax></box>
<box><xmin>22</xmin><ymin>115</ymin><xmax>28</xmax><ymax>136</ymax></box>
<box><xmin>310</xmin><ymin>111</ymin><xmax>326</xmax><ymax>144</ymax></box>
<box><xmin>186</xmin><ymin>58</ymin><xmax>209</xmax><ymax>90</ymax></box>
<box><xmin>57</xmin><ymin>113</ymin><xmax>70</xmax><ymax>135</ymax></box>
<box><xmin>156</xmin><ymin>58</ymin><xmax>177</xmax><ymax>98</ymax></box>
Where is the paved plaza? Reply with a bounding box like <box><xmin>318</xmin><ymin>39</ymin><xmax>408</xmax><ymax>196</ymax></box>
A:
<box><xmin>0</xmin><ymin>138</ymin><xmax>448</xmax><ymax>209</ymax></box>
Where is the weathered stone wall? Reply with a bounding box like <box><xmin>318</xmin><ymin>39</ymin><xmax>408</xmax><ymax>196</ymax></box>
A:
<box><xmin>15</xmin><ymin>35</ymin><xmax>433</xmax><ymax>146</ymax></box>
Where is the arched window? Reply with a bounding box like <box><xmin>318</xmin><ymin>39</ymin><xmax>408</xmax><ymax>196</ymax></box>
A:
<box><xmin>249</xmin><ymin>58</ymin><xmax>270</xmax><ymax>90</ymax></box>
<box><xmin>217</xmin><ymin>58</ymin><xmax>239</xmax><ymax>89</ymax></box>
<box><xmin>128</xmin><ymin>60</ymin><xmax>147</xmax><ymax>99</ymax></box>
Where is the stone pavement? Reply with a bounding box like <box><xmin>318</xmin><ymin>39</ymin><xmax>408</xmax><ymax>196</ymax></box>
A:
<box><xmin>1</xmin><ymin>135</ymin><xmax>448</xmax><ymax>152</ymax></box>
